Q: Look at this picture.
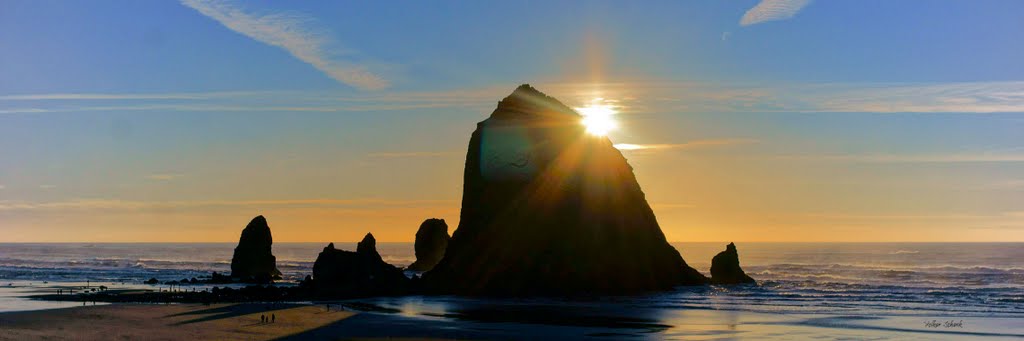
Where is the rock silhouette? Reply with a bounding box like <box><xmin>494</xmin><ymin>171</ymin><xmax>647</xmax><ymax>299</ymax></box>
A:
<box><xmin>311</xmin><ymin>233</ymin><xmax>409</xmax><ymax>296</ymax></box>
<box><xmin>356</xmin><ymin>232</ymin><xmax>379</xmax><ymax>257</ymax></box>
<box><xmin>229</xmin><ymin>215</ymin><xmax>281</xmax><ymax>282</ymax></box>
<box><xmin>423</xmin><ymin>84</ymin><xmax>708</xmax><ymax>295</ymax></box>
<box><xmin>406</xmin><ymin>218</ymin><xmax>450</xmax><ymax>272</ymax></box>
<box><xmin>710</xmin><ymin>243</ymin><xmax>756</xmax><ymax>285</ymax></box>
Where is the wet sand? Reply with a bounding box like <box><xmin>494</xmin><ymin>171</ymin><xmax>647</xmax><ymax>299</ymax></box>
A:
<box><xmin>2</xmin><ymin>301</ymin><xmax>1021</xmax><ymax>340</ymax></box>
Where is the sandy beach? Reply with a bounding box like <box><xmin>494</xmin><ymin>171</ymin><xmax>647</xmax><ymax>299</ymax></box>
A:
<box><xmin>2</xmin><ymin>300</ymin><xmax>1022</xmax><ymax>340</ymax></box>
<box><xmin>0</xmin><ymin>303</ymin><xmax>357</xmax><ymax>341</ymax></box>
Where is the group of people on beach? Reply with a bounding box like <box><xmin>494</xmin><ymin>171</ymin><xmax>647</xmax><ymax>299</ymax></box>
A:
<box><xmin>260</xmin><ymin>313</ymin><xmax>275</xmax><ymax>324</ymax></box>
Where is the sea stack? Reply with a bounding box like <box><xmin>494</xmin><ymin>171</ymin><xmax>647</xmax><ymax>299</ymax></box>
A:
<box><xmin>311</xmin><ymin>233</ymin><xmax>409</xmax><ymax>296</ymax></box>
<box><xmin>406</xmin><ymin>218</ymin><xmax>450</xmax><ymax>272</ymax></box>
<box><xmin>423</xmin><ymin>85</ymin><xmax>708</xmax><ymax>295</ymax></box>
<box><xmin>710</xmin><ymin>242</ymin><xmax>756</xmax><ymax>285</ymax></box>
<box><xmin>229</xmin><ymin>215</ymin><xmax>281</xmax><ymax>282</ymax></box>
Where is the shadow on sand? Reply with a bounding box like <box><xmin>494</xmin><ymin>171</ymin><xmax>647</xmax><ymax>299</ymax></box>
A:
<box><xmin>275</xmin><ymin>300</ymin><xmax>670</xmax><ymax>340</ymax></box>
<box><xmin>167</xmin><ymin>303</ymin><xmax>300</xmax><ymax>326</ymax></box>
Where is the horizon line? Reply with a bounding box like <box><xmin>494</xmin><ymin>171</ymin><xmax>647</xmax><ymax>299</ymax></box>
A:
<box><xmin>2</xmin><ymin>241</ymin><xmax>1021</xmax><ymax>244</ymax></box>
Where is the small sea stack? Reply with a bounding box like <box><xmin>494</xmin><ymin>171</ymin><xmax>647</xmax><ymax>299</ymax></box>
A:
<box><xmin>311</xmin><ymin>233</ymin><xmax>409</xmax><ymax>296</ymax></box>
<box><xmin>710</xmin><ymin>242</ymin><xmax>756</xmax><ymax>285</ymax></box>
<box><xmin>406</xmin><ymin>218</ymin><xmax>450</xmax><ymax>272</ymax></box>
<box><xmin>229</xmin><ymin>215</ymin><xmax>281</xmax><ymax>282</ymax></box>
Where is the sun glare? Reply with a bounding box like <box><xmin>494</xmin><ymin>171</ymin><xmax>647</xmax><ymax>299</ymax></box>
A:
<box><xmin>576</xmin><ymin>101</ymin><xmax>618</xmax><ymax>136</ymax></box>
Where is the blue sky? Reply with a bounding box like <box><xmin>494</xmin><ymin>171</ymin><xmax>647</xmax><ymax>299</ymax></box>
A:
<box><xmin>1</xmin><ymin>0</ymin><xmax>1022</xmax><ymax>242</ymax></box>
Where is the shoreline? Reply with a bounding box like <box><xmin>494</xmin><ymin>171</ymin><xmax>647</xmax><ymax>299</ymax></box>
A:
<box><xmin>3</xmin><ymin>242</ymin><xmax>1022</xmax><ymax>339</ymax></box>
<box><xmin>2</xmin><ymin>301</ymin><xmax>1021</xmax><ymax>340</ymax></box>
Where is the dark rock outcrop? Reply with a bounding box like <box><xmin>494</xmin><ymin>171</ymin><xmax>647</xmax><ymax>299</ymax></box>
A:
<box><xmin>406</xmin><ymin>218</ymin><xmax>451</xmax><ymax>272</ymax></box>
<box><xmin>311</xmin><ymin>233</ymin><xmax>409</xmax><ymax>296</ymax></box>
<box><xmin>422</xmin><ymin>85</ymin><xmax>708</xmax><ymax>295</ymax></box>
<box><xmin>229</xmin><ymin>215</ymin><xmax>281</xmax><ymax>282</ymax></box>
<box><xmin>356</xmin><ymin>233</ymin><xmax>378</xmax><ymax>256</ymax></box>
<box><xmin>710</xmin><ymin>243</ymin><xmax>756</xmax><ymax>285</ymax></box>
<box><xmin>209</xmin><ymin>272</ymin><xmax>233</xmax><ymax>284</ymax></box>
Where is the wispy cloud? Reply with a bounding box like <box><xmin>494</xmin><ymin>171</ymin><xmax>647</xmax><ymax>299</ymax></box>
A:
<box><xmin>651</xmin><ymin>203</ymin><xmax>696</xmax><ymax>209</ymax></box>
<box><xmin>4</xmin><ymin>81</ymin><xmax>1024</xmax><ymax>115</ymax></box>
<box><xmin>2</xmin><ymin>93</ymin><xmax>211</xmax><ymax>101</ymax></box>
<box><xmin>0</xmin><ymin>198</ymin><xmax>458</xmax><ymax>211</ymax></box>
<box><xmin>614</xmin><ymin>139</ymin><xmax>759</xmax><ymax>151</ymax></box>
<box><xmin>145</xmin><ymin>174</ymin><xmax>185</xmax><ymax>181</ymax></box>
<box><xmin>0</xmin><ymin>87</ymin><xmax>502</xmax><ymax>115</ymax></box>
<box><xmin>797</xmin><ymin>211</ymin><xmax>1024</xmax><ymax>231</ymax></box>
<box><xmin>775</xmin><ymin>152</ymin><xmax>1024</xmax><ymax>163</ymax></box>
<box><xmin>551</xmin><ymin>81</ymin><xmax>1024</xmax><ymax>114</ymax></box>
<box><xmin>0</xmin><ymin>104</ymin><xmax>455</xmax><ymax>115</ymax></box>
<box><xmin>180</xmin><ymin>0</ymin><xmax>387</xmax><ymax>90</ymax></box>
<box><xmin>985</xmin><ymin>179</ymin><xmax>1024</xmax><ymax>189</ymax></box>
<box><xmin>740</xmin><ymin>0</ymin><xmax>813</xmax><ymax>26</ymax></box>
<box><xmin>774</xmin><ymin>144</ymin><xmax>1024</xmax><ymax>162</ymax></box>
<box><xmin>805</xmin><ymin>82</ymin><xmax>1024</xmax><ymax>113</ymax></box>
<box><xmin>367</xmin><ymin>151</ymin><xmax>461</xmax><ymax>158</ymax></box>
<box><xmin>0</xmin><ymin>108</ymin><xmax>49</xmax><ymax>114</ymax></box>
<box><xmin>723</xmin><ymin>144</ymin><xmax>1024</xmax><ymax>164</ymax></box>
<box><xmin>797</xmin><ymin>212</ymin><xmax>1001</xmax><ymax>220</ymax></box>
<box><xmin>0</xmin><ymin>91</ymin><xmax>274</xmax><ymax>101</ymax></box>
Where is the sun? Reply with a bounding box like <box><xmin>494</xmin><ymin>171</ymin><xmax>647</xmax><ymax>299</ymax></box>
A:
<box><xmin>576</xmin><ymin>101</ymin><xmax>618</xmax><ymax>136</ymax></box>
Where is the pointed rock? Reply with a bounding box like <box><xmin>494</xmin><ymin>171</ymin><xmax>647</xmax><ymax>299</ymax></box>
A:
<box><xmin>710</xmin><ymin>243</ymin><xmax>756</xmax><ymax>285</ymax></box>
<box><xmin>423</xmin><ymin>85</ymin><xmax>708</xmax><ymax>295</ymax></box>
<box><xmin>406</xmin><ymin>218</ymin><xmax>450</xmax><ymax>272</ymax></box>
<box><xmin>357</xmin><ymin>233</ymin><xmax>377</xmax><ymax>255</ymax></box>
<box><xmin>229</xmin><ymin>215</ymin><xmax>281</xmax><ymax>282</ymax></box>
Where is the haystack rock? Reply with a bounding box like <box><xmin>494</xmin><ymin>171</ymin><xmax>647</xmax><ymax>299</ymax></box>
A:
<box><xmin>710</xmin><ymin>243</ymin><xmax>756</xmax><ymax>285</ymax></box>
<box><xmin>406</xmin><ymin>218</ymin><xmax>450</xmax><ymax>272</ymax></box>
<box><xmin>229</xmin><ymin>215</ymin><xmax>281</xmax><ymax>282</ymax></box>
<box><xmin>311</xmin><ymin>233</ymin><xmax>409</xmax><ymax>296</ymax></box>
<box><xmin>423</xmin><ymin>84</ymin><xmax>708</xmax><ymax>295</ymax></box>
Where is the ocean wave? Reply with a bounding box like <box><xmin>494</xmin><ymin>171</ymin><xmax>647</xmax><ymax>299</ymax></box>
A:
<box><xmin>656</xmin><ymin>279</ymin><xmax>1024</xmax><ymax>317</ymax></box>
<box><xmin>747</xmin><ymin>263</ymin><xmax>1024</xmax><ymax>273</ymax></box>
<box><xmin>2</xmin><ymin>243</ymin><xmax>1021</xmax><ymax>318</ymax></box>
<box><xmin>747</xmin><ymin>263</ymin><xmax>1024</xmax><ymax>288</ymax></box>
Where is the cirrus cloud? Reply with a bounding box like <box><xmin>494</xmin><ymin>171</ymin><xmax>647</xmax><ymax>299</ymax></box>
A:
<box><xmin>740</xmin><ymin>0</ymin><xmax>813</xmax><ymax>26</ymax></box>
<box><xmin>614</xmin><ymin>139</ymin><xmax>760</xmax><ymax>152</ymax></box>
<box><xmin>180</xmin><ymin>0</ymin><xmax>388</xmax><ymax>90</ymax></box>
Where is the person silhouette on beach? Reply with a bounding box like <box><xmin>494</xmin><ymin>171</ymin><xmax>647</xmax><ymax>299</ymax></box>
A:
<box><xmin>271</xmin><ymin>314</ymin><xmax>275</xmax><ymax>323</ymax></box>
<box><xmin>260</xmin><ymin>314</ymin><xmax>265</xmax><ymax>323</ymax></box>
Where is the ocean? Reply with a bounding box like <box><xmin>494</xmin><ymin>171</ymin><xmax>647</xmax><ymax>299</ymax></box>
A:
<box><xmin>1</xmin><ymin>242</ymin><xmax>1022</xmax><ymax>338</ymax></box>
<box><xmin>1</xmin><ymin>242</ymin><xmax>1020</xmax><ymax>316</ymax></box>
